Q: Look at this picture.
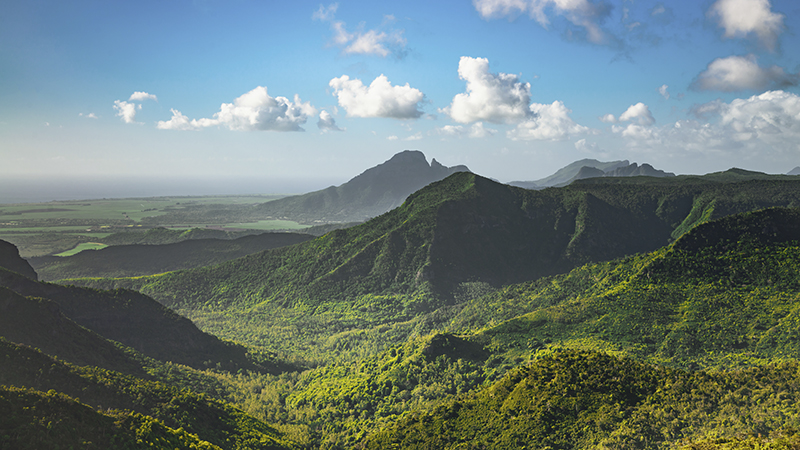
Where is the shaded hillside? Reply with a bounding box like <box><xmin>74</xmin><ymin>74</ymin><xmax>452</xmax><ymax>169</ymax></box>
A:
<box><xmin>100</xmin><ymin>226</ymin><xmax>271</xmax><ymax>246</ymax></box>
<box><xmin>363</xmin><ymin>350</ymin><xmax>800</xmax><ymax>450</ymax></box>
<box><xmin>29</xmin><ymin>232</ymin><xmax>313</xmax><ymax>281</ymax></box>
<box><xmin>253</xmin><ymin>150</ymin><xmax>470</xmax><ymax>223</ymax></box>
<box><xmin>0</xmin><ymin>287</ymin><xmax>148</xmax><ymax>377</ymax></box>
<box><xmin>0</xmin><ymin>265</ymin><xmax>276</xmax><ymax>373</ymax></box>
<box><xmin>0</xmin><ymin>239</ymin><xmax>36</xmax><ymax>280</ymax></box>
<box><xmin>67</xmin><ymin>172</ymin><xmax>800</xmax><ymax>361</ymax></box>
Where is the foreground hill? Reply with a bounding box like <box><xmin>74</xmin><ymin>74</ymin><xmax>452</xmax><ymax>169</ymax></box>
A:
<box><xmin>253</xmin><ymin>150</ymin><xmax>470</xmax><ymax>223</ymax></box>
<box><xmin>29</xmin><ymin>232</ymin><xmax>313</xmax><ymax>281</ymax></box>
<box><xmin>67</xmin><ymin>171</ymin><xmax>800</xmax><ymax>362</ymax></box>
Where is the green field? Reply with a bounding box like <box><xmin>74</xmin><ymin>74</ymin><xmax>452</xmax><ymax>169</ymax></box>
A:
<box><xmin>54</xmin><ymin>242</ymin><xmax>109</xmax><ymax>257</ymax></box>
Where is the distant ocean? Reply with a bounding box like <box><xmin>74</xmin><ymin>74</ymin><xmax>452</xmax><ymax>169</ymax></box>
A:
<box><xmin>0</xmin><ymin>176</ymin><xmax>339</xmax><ymax>204</ymax></box>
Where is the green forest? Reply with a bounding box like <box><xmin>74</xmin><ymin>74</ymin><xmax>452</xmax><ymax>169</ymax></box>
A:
<box><xmin>4</xmin><ymin>170</ymin><xmax>800</xmax><ymax>449</ymax></box>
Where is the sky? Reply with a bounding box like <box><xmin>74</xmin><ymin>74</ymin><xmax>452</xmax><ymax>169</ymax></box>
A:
<box><xmin>3</xmin><ymin>0</ymin><xmax>800</xmax><ymax>199</ymax></box>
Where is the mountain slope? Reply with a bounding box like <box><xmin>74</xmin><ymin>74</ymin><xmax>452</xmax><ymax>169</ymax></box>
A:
<box><xmin>65</xmin><ymin>172</ymin><xmax>800</xmax><ymax>362</ymax></box>
<box><xmin>0</xmin><ymin>239</ymin><xmax>37</xmax><ymax>280</ymax></box>
<box><xmin>29</xmin><ymin>232</ymin><xmax>313</xmax><ymax>281</ymax></box>
<box><xmin>253</xmin><ymin>150</ymin><xmax>470</xmax><ymax>222</ymax></box>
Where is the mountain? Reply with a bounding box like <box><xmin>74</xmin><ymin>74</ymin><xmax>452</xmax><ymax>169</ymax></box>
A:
<box><xmin>28</xmin><ymin>232</ymin><xmax>314</xmax><ymax>281</ymax></box>
<box><xmin>65</xmin><ymin>171</ymin><xmax>800</xmax><ymax>362</ymax></box>
<box><xmin>253</xmin><ymin>150</ymin><xmax>470</xmax><ymax>223</ymax></box>
<box><xmin>509</xmin><ymin>158</ymin><xmax>630</xmax><ymax>188</ymax></box>
<box><xmin>789</xmin><ymin>166</ymin><xmax>800</xmax><ymax>175</ymax></box>
<box><xmin>510</xmin><ymin>159</ymin><xmax>674</xmax><ymax>189</ymax></box>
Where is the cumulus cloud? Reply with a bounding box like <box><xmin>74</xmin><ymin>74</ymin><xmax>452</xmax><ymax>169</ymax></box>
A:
<box><xmin>404</xmin><ymin>132</ymin><xmax>422</xmax><ymax>141</ymax></box>
<box><xmin>313</xmin><ymin>3</ymin><xmax>406</xmax><ymax>57</ymax></box>
<box><xmin>658</xmin><ymin>84</ymin><xmax>670</xmax><ymax>99</ymax></box>
<box><xmin>443</xmin><ymin>56</ymin><xmax>532</xmax><ymax>124</ymax></box>
<box><xmin>157</xmin><ymin>86</ymin><xmax>316</xmax><ymax>132</ymax></box>
<box><xmin>329</xmin><ymin>74</ymin><xmax>425</xmax><ymax>119</ymax></box>
<box><xmin>317</xmin><ymin>110</ymin><xmax>343</xmax><ymax>131</ymax></box>
<box><xmin>619</xmin><ymin>102</ymin><xmax>655</xmax><ymax>126</ymax></box>
<box><xmin>387</xmin><ymin>135</ymin><xmax>399</xmax><ymax>140</ymax></box>
<box><xmin>708</xmin><ymin>0</ymin><xmax>784</xmax><ymax>51</ymax></box>
<box><xmin>575</xmin><ymin>138</ymin><xmax>601</xmax><ymax>152</ymax></box>
<box><xmin>437</xmin><ymin>122</ymin><xmax>497</xmax><ymax>138</ymax></box>
<box><xmin>113</xmin><ymin>100</ymin><xmax>141</xmax><ymax>124</ymax></box>
<box><xmin>508</xmin><ymin>101</ymin><xmax>589</xmax><ymax>141</ymax></box>
<box><xmin>79</xmin><ymin>112</ymin><xmax>98</xmax><ymax>119</ymax></box>
<box><xmin>599</xmin><ymin>113</ymin><xmax>617</xmax><ymax>123</ymax></box>
<box><xmin>691</xmin><ymin>54</ymin><xmax>798</xmax><ymax>92</ymax></box>
<box><xmin>473</xmin><ymin>0</ymin><xmax>612</xmax><ymax>44</ymax></box>
<box><xmin>129</xmin><ymin>91</ymin><xmax>157</xmax><ymax>102</ymax></box>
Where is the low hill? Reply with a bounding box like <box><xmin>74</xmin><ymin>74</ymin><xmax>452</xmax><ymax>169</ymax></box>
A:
<box><xmin>66</xmin><ymin>171</ymin><xmax>800</xmax><ymax>362</ymax></box>
<box><xmin>0</xmin><ymin>265</ymin><xmax>279</xmax><ymax>373</ymax></box>
<box><xmin>29</xmin><ymin>232</ymin><xmax>314</xmax><ymax>281</ymax></box>
<box><xmin>0</xmin><ymin>239</ymin><xmax>36</xmax><ymax>280</ymax></box>
<box><xmin>253</xmin><ymin>150</ymin><xmax>470</xmax><ymax>223</ymax></box>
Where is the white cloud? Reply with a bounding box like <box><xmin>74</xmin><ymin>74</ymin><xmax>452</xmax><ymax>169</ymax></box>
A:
<box><xmin>387</xmin><ymin>135</ymin><xmax>399</xmax><ymax>140</ymax></box>
<box><xmin>437</xmin><ymin>122</ymin><xmax>497</xmax><ymax>138</ymax></box>
<box><xmin>619</xmin><ymin>102</ymin><xmax>655</xmax><ymax>125</ymax></box>
<box><xmin>651</xmin><ymin>4</ymin><xmax>666</xmax><ymax>16</ymax></box>
<box><xmin>404</xmin><ymin>132</ymin><xmax>422</xmax><ymax>141</ymax></box>
<box><xmin>79</xmin><ymin>112</ymin><xmax>98</xmax><ymax>119</ymax></box>
<box><xmin>508</xmin><ymin>101</ymin><xmax>589</xmax><ymax>141</ymax></box>
<box><xmin>317</xmin><ymin>110</ymin><xmax>343</xmax><ymax>131</ymax></box>
<box><xmin>575</xmin><ymin>138</ymin><xmax>601</xmax><ymax>152</ymax></box>
<box><xmin>708</xmin><ymin>0</ymin><xmax>784</xmax><ymax>51</ymax></box>
<box><xmin>658</xmin><ymin>84</ymin><xmax>670</xmax><ymax>99</ymax></box>
<box><xmin>113</xmin><ymin>100</ymin><xmax>141</xmax><ymax>124</ymax></box>
<box><xmin>329</xmin><ymin>74</ymin><xmax>424</xmax><ymax>119</ymax></box>
<box><xmin>313</xmin><ymin>3</ymin><xmax>406</xmax><ymax>57</ymax></box>
<box><xmin>691</xmin><ymin>55</ymin><xmax>798</xmax><ymax>92</ymax></box>
<box><xmin>443</xmin><ymin>56</ymin><xmax>532</xmax><ymax>124</ymax></box>
<box><xmin>157</xmin><ymin>86</ymin><xmax>316</xmax><ymax>132</ymax></box>
<box><xmin>129</xmin><ymin>91</ymin><xmax>157</xmax><ymax>102</ymax></box>
<box><xmin>599</xmin><ymin>113</ymin><xmax>617</xmax><ymax>123</ymax></box>
<box><xmin>473</xmin><ymin>0</ymin><xmax>612</xmax><ymax>44</ymax></box>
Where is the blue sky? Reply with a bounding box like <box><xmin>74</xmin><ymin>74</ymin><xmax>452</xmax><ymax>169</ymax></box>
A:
<box><xmin>3</xmin><ymin>0</ymin><xmax>800</xmax><ymax>196</ymax></box>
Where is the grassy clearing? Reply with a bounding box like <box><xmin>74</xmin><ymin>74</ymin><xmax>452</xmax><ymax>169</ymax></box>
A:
<box><xmin>54</xmin><ymin>242</ymin><xmax>109</xmax><ymax>257</ymax></box>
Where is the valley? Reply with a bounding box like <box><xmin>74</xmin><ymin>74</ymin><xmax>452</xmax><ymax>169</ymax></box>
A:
<box><xmin>3</xmin><ymin>154</ymin><xmax>800</xmax><ymax>449</ymax></box>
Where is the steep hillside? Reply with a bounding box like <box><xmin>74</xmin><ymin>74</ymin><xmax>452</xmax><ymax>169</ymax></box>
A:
<box><xmin>253</xmin><ymin>150</ymin><xmax>470</xmax><ymax>222</ymax></box>
<box><xmin>29</xmin><ymin>232</ymin><xmax>313</xmax><ymax>281</ymax></box>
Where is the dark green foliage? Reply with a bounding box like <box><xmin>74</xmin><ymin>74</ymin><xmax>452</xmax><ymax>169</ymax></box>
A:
<box><xmin>100</xmin><ymin>226</ymin><xmax>273</xmax><ymax>246</ymax></box>
<box><xmin>30</xmin><ymin>232</ymin><xmax>314</xmax><ymax>281</ymax></box>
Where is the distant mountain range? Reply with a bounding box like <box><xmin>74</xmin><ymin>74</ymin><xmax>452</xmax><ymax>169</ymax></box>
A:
<box><xmin>509</xmin><ymin>158</ymin><xmax>674</xmax><ymax>189</ymax></box>
<box><xmin>254</xmin><ymin>150</ymin><xmax>470</xmax><ymax>223</ymax></box>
